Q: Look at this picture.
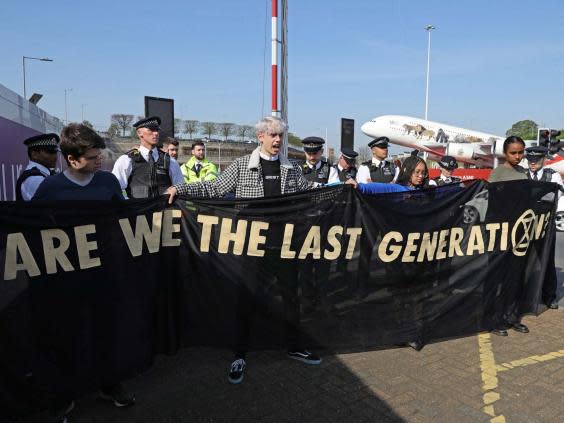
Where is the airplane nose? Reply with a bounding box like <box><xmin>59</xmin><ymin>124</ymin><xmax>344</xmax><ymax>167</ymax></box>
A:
<box><xmin>361</xmin><ymin>122</ymin><xmax>371</xmax><ymax>135</ymax></box>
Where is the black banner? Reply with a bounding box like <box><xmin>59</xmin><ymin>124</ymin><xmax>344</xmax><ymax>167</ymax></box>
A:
<box><xmin>0</xmin><ymin>181</ymin><xmax>558</xmax><ymax>420</ymax></box>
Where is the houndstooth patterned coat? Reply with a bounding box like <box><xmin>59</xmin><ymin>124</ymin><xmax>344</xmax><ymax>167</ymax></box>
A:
<box><xmin>173</xmin><ymin>147</ymin><xmax>313</xmax><ymax>198</ymax></box>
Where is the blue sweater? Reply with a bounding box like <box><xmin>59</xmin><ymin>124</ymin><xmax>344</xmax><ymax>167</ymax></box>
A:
<box><xmin>357</xmin><ymin>182</ymin><xmax>413</xmax><ymax>194</ymax></box>
<box><xmin>32</xmin><ymin>171</ymin><xmax>125</xmax><ymax>201</ymax></box>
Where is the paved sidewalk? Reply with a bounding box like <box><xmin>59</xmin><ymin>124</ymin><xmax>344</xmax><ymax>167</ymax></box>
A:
<box><xmin>17</xmin><ymin>308</ymin><xmax>564</xmax><ymax>423</ymax></box>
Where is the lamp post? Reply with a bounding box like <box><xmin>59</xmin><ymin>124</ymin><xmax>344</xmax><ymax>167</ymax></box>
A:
<box><xmin>424</xmin><ymin>25</ymin><xmax>435</xmax><ymax>120</ymax></box>
<box><xmin>81</xmin><ymin>104</ymin><xmax>87</xmax><ymax>122</ymax></box>
<box><xmin>64</xmin><ymin>88</ymin><xmax>73</xmax><ymax>124</ymax></box>
<box><xmin>22</xmin><ymin>56</ymin><xmax>53</xmax><ymax>99</ymax></box>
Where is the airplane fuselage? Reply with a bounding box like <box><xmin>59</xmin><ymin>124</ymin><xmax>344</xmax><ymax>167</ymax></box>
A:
<box><xmin>361</xmin><ymin>115</ymin><xmax>505</xmax><ymax>167</ymax></box>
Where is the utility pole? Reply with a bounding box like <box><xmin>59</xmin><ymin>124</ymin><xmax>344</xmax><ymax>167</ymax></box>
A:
<box><xmin>64</xmin><ymin>88</ymin><xmax>73</xmax><ymax>124</ymax></box>
<box><xmin>425</xmin><ymin>25</ymin><xmax>435</xmax><ymax>120</ymax></box>
<box><xmin>22</xmin><ymin>56</ymin><xmax>53</xmax><ymax>99</ymax></box>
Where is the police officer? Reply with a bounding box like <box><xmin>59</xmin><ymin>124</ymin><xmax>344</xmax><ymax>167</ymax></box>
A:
<box><xmin>301</xmin><ymin>136</ymin><xmax>330</xmax><ymax>183</ymax></box>
<box><xmin>433</xmin><ymin>155</ymin><xmax>461</xmax><ymax>185</ymax></box>
<box><xmin>298</xmin><ymin>136</ymin><xmax>331</xmax><ymax>316</ymax></box>
<box><xmin>525</xmin><ymin>146</ymin><xmax>563</xmax><ymax>309</ymax></box>
<box><xmin>525</xmin><ymin>146</ymin><xmax>562</xmax><ymax>184</ymax></box>
<box><xmin>328</xmin><ymin>148</ymin><xmax>358</xmax><ymax>183</ymax></box>
<box><xmin>357</xmin><ymin>137</ymin><xmax>398</xmax><ymax>183</ymax></box>
<box><xmin>16</xmin><ymin>133</ymin><xmax>59</xmax><ymax>201</ymax></box>
<box><xmin>112</xmin><ymin>116</ymin><xmax>184</xmax><ymax>198</ymax></box>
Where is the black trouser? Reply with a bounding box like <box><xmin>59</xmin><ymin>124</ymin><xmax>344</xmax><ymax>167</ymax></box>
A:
<box><xmin>542</xmin><ymin>233</ymin><xmax>558</xmax><ymax>305</ymax></box>
<box><xmin>298</xmin><ymin>257</ymin><xmax>330</xmax><ymax>315</ymax></box>
<box><xmin>234</xmin><ymin>250</ymin><xmax>300</xmax><ymax>358</ymax></box>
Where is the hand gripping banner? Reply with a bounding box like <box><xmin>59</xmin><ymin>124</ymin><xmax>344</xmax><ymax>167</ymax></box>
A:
<box><xmin>0</xmin><ymin>180</ymin><xmax>558</xmax><ymax>420</ymax></box>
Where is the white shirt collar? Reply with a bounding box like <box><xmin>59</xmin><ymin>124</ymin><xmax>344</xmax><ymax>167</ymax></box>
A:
<box><xmin>530</xmin><ymin>168</ymin><xmax>544</xmax><ymax>177</ymax></box>
<box><xmin>371</xmin><ymin>158</ymin><xmax>383</xmax><ymax>166</ymax></box>
<box><xmin>26</xmin><ymin>160</ymin><xmax>51</xmax><ymax>176</ymax></box>
<box><xmin>259</xmin><ymin>152</ymin><xmax>279</xmax><ymax>161</ymax></box>
<box><xmin>308</xmin><ymin>161</ymin><xmax>322</xmax><ymax>170</ymax></box>
<box><xmin>139</xmin><ymin>145</ymin><xmax>157</xmax><ymax>161</ymax></box>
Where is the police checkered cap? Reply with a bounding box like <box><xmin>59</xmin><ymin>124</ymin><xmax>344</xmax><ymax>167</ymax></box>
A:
<box><xmin>133</xmin><ymin>116</ymin><xmax>161</xmax><ymax>129</ymax></box>
<box><xmin>23</xmin><ymin>133</ymin><xmax>60</xmax><ymax>149</ymax></box>
<box><xmin>368</xmin><ymin>137</ymin><xmax>389</xmax><ymax>148</ymax></box>
<box><xmin>302</xmin><ymin>136</ymin><xmax>325</xmax><ymax>152</ymax></box>
<box><xmin>341</xmin><ymin>148</ymin><xmax>358</xmax><ymax>160</ymax></box>
<box><xmin>525</xmin><ymin>146</ymin><xmax>548</xmax><ymax>161</ymax></box>
<box><xmin>438</xmin><ymin>155</ymin><xmax>458</xmax><ymax>170</ymax></box>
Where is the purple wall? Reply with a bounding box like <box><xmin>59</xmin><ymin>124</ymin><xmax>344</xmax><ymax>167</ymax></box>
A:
<box><xmin>0</xmin><ymin>83</ymin><xmax>64</xmax><ymax>200</ymax></box>
<box><xmin>0</xmin><ymin>115</ymin><xmax>38</xmax><ymax>200</ymax></box>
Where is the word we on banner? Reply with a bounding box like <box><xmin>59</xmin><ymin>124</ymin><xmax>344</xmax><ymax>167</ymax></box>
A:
<box><xmin>0</xmin><ymin>180</ymin><xmax>558</xmax><ymax>420</ymax></box>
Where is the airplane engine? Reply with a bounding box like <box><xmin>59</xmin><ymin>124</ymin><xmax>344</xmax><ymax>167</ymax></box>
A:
<box><xmin>446</xmin><ymin>142</ymin><xmax>475</xmax><ymax>160</ymax></box>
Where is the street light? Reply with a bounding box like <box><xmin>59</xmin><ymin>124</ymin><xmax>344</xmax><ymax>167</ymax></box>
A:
<box><xmin>64</xmin><ymin>88</ymin><xmax>73</xmax><ymax>124</ymax></box>
<box><xmin>22</xmin><ymin>56</ymin><xmax>53</xmax><ymax>99</ymax></box>
<box><xmin>424</xmin><ymin>25</ymin><xmax>435</xmax><ymax>120</ymax></box>
<box><xmin>81</xmin><ymin>103</ymin><xmax>87</xmax><ymax>122</ymax></box>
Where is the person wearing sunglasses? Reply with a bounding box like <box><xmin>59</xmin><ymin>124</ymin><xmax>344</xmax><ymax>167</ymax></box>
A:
<box><xmin>16</xmin><ymin>133</ymin><xmax>60</xmax><ymax>201</ymax></box>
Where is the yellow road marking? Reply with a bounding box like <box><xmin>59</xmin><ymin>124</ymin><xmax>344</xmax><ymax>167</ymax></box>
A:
<box><xmin>478</xmin><ymin>333</ymin><xmax>506</xmax><ymax>423</ymax></box>
<box><xmin>496</xmin><ymin>349</ymin><xmax>564</xmax><ymax>372</ymax></box>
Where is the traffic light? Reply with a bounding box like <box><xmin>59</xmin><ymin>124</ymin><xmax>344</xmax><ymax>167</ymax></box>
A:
<box><xmin>538</xmin><ymin>128</ymin><xmax>550</xmax><ymax>147</ymax></box>
<box><xmin>549</xmin><ymin>129</ymin><xmax>562</xmax><ymax>154</ymax></box>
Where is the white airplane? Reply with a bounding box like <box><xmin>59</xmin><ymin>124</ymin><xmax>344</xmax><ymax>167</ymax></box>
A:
<box><xmin>360</xmin><ymin>115</ymin><xmax>512</xmax><ymax>168</ymax></box>
<box><xmin>361</xmin><ymin>114</ymin><xmax>564</xmax><ymax>176</ymax></box>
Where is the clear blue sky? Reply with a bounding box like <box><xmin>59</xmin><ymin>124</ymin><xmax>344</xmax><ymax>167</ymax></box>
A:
<box><xmin>2</xmin><ymin>0</ymin><xmax>563</xmax><ymax>154</ymax></box>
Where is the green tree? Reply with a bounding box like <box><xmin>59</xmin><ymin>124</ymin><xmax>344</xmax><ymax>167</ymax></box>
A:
<box><xmin>111</xmin><ymin>114</ymin><xmax>134</xmax><ymax>137</ymax></box>
<box><xmin>219</xmin><ymin>122</ymin><xmax>235</xmax><ymax>141</ymax></box>
<box><xmin>82</xmin><ymin>120</ymin><xmax>94</xmax><ymax>129</ymax></box>
<box><xmin>237</xmin><ymin>124</ymin><xmax>252</xmax><ymax>142</ymax></box>
<box><xmin>287</xmin><ymin>132</ymin><xmax>302</xmax><ymax>147</ymax></box>
<box><xmin>107</xmin><ymin>123</ymin><xmax>120</xmax><ymax>138</ymax></box>
<box><xmin>505</xmin><ymin>120</ymin><xmax>538</xmax><ymax>140</ymax></box>
<box><xmin>174</xmin><ymin>118</ymin><xmax>184</xmax><ymax>137</ymax></box>
<box><xmin>184</xmin><ymin>120</ymin><xmax>200</xmax><ymax>140</ymax></box>
<box><xmin>201</xmin><ymin>122</ymin><xmax>217</xmax><ymax>140</ymax></box>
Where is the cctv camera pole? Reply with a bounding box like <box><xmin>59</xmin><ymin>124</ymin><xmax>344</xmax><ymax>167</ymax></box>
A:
<box><xmin>424</xmin><ymin>25</ymin><xmax>435</xmax><ymax>120</ymax></box>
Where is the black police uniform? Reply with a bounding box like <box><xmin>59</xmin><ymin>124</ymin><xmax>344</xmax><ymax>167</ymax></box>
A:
<box><xmin>300</xmin><ymin>136</ymin><xmax>330</xmax><ymax>184</ymax></box>
<box><xmin>126</xmin><ymin>148</ymin><xmax>172</xmax><ymax>199</ymax></box>
<box><xmin>124</xmin><ymin>116</ymin><xmax>172</xmax><ymax>199</ymax></box>
<box><xmin>332</xmin><ymin>165</ymin><xmax>357</xmax><ymax>182</ymax></box>
<box><xmin>525</xmin><ymin>147</ymin><xmax>558</xmax><ymax>307</ymax></box>
<box><xmin>16</xmin><ymin>133</ymin><xmax>59</xmax><ymax>201</ymax></box>
<box><xmin>527</xmin><ymin>168</ymin><xmax>555</xmax><ymax>182</ymax></box>
<box><xmin>361</xmin><ymin>160</ymin><xmax>396</xmax><ymax>183</ymax></box>
<box><xmin>361</xmin><ymin>137</ymin><xmax>395</xmax><ymax>183</ymax></box>
<box><xmin>302</xmin><ymin>161</ymin><xmax>330</xmax><ymax>183</ymax></box>
<box><xmin>433</xmin><ymin>155</ymin><xmax>460</xmax><ymax>186</ymax></box>
<box><xmin>433</xmin><ymin>175</ymin><xmax>462</xmax><ymax>186</ymax></box>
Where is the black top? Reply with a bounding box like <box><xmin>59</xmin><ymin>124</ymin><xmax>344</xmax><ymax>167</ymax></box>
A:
<box><xmin>260</xmin><ymin>158</ymin><xmax>281</xmax><ymax>197</ymax></box>
<box><xmin>16</xmin><ymin>167</ymin><xmax>45</xmax><ymax>201</ymax></box>
<box><xmin>32</xmin><ymin>171</ymin><xmax>124</xmax><ymax>201</ymax></box>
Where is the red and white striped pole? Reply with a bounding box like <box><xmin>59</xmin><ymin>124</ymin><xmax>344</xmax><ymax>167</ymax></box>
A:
<box><xmin>271</xmin><ymin>0</ymin><xmax>279</xmax><ymax>117</ymax></box>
